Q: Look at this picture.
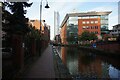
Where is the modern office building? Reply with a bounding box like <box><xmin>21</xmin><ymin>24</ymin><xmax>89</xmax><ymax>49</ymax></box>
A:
<box><xmin>60</xmin><ymin>11</ymin><xmax>111</xmax><ymax>44</ymax></box>
<box><xmin>118</xmin><ymin>1</ymin><xmax>120</xmax><ymax>24</ymax></box>
<box><xmin>54</xmin><ymin>11</ymin><xmax>60</xmax><ymax>37</ymax></box>
<box><xmin>110</xmin><ymin>24</ymin><xmax>120</xmax><ymax>36</ymax></box>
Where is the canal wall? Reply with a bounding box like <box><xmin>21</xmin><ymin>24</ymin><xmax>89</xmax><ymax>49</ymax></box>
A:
<box><xmin>52</xmin><ymin>46</ymin><xmax>72</xmax><ymax>78</ymax></box>
<box><xmin>96</xmin><ymin>42</ymin><xmax>120</xmax><ymax>54</ymax></box>
<box><xmin>79</xmin><ymin>42</ymin><xmax>120</xmax><ymax>58</ymax></box>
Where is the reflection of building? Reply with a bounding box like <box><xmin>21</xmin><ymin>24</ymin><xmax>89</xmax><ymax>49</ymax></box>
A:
<box><xmin>61</xmin><ymin>47</ymin><xmax>67</xmax><ymax>66</ymax></box>
<box><xmin>54</xmin><ymin>11</ymin><xmax>60</xmax><ymax>37</ymax></box>
<box><xmin>110</xmin><ymin>24</ymin><xmax>120</xmax><ymax>36</ymax></box>
<box><xmin>61</xmin><ymin>47</ymin><xmax>78</xmax><ymax>75</ymax></box>
<box><xmin>78</xmin><ymin>53</ymin><xmax>102</xmax><ymax>78</ymax></box>
<box><xmin>77</xmin><ymin>51</ymin><xmax>109</xmax><ymax>78</ymax></box>
<box><xmin>60</xmin><ymin>11</ymin><xmax>111</xmax><ymax>44</ymax></box>
<box><xmin>60</xmin><ymin>47</ymin><xmax>119</xmax><ymax>78</ymax></box>
<box><xmin>60</xmin><ymin>23</ymin><xmax>67</xmax><ymax>44</ymax></box>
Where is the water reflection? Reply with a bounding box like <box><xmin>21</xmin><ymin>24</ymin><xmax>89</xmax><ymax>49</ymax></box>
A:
<box><xmin>57</xmin><ymin>47</ymin><xmax>120</xmax><ymax>79</ymax></box>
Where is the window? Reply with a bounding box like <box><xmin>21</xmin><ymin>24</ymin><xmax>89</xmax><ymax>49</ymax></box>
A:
<box><xmin>91</xmin><ymin>26</ymin><xmax>93</xmax><ymax>29</ymax></box>
<box><xmin>91</xmin><ymin>21</ymin><xmax>94</xmax><ymax>24</ymax></box>
<box><xmin>91</xmin><ymin>26</ymin><xmax>95</xmax><ymax>29</ymax></box>
<box><xmin>95</xmin><ymin>31</ymin><xmax>98</xmax><ymax>34</ymax></box>
<box><xmin>101</xmin><ymin>20</ymin><xmax>108</xmax><ymax>24</ymax></box>
<box><xmin>95</xmin><ymin>26</ymin><xmax>98</xmax><ymax>29</ymax></box>
<box><xmin>87</xmin><ymin>21</ymin><xmax>89</xmax><ymax>24</ymax></box>
<box><xmin>86</xmin><ymin>26</ymin><xmax>89</xmax><ymax>29</ymax></box>
<box><xmin>97</xmin><ymin>26</ymin><xmax>98</xmax><ymax>29</ymax></box>
<box><xmin>82</xmin><ymin>21</ymin><xmax>85</xmax><ymax>24</ymax></box>
<box><xmin>82</xmin><ymin>26</ymin><xmax>89</xmax><ymax>29</ymax></box>
<box><xmin>83</xmin><ymin>26</ymin><xmax>86</xmax><ymax>29</ymax></box>
<box><xmin>95</xmin><ymin>21</ymin><xmax>98</xmax><ymax>23</ymax></box>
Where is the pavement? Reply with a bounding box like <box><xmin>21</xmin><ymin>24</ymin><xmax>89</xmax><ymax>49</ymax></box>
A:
<box><xmin>18</xmin><ymin>45</ymin><xmax>55</xmax><ymax>78</ymax></box>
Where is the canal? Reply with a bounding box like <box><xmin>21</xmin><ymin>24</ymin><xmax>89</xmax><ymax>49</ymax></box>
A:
<box><xmin>56</xmin><ymin>46</ymin><xmax>120</xmax><ymax>79</ymax></box>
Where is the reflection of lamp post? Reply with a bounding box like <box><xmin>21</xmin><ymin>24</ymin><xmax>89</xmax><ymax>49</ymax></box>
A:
<box><xmin>40</xmin><ymin>0</ymin><xmax>50</xmax><ymax>32</ymax></box>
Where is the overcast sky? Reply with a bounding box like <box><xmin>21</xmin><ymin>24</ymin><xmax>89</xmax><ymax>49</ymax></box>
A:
<box><xmin>25</xmin><ymin>0</ymin><xmax>119</xmax><ymax>40</ymax></box>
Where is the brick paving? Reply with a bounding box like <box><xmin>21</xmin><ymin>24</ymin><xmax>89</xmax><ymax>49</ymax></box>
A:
<box><xmin>19</xmin><ymin>45</ymin><xmax>55</xmax><ymax>78</ymax></box>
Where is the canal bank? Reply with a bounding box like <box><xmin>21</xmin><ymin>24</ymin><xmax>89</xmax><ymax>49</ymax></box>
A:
<box><xmin>52</xmin><ymin>45</ymin><xmax>72</xmax><ymax>79</ymax></box>
<box><xmin>78</xmin><ymin>46</ymin><xmax>120</xmax><ymax>59</ymax></box>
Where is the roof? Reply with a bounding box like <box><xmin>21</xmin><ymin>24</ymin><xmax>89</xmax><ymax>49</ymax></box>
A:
<box><xmin>60</xmin><ymin>11</ymin><xmax>112</xmax><ymax>28</ymax></box>
<box><xmin>113</xmin><ymin>24</ymin><xmax>120</xmax><ymax>27</ymax></box>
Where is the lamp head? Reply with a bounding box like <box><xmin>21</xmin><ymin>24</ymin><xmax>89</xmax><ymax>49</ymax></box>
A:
<box><xmin>45</xmin><ymin>3</ymin><xmax>50</xmax><ymax>8</ymax></box>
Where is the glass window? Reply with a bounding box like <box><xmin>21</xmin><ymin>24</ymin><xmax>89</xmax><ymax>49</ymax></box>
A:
<box><xmin>101</xmin><ymin>15</ymin><xmax>108</xmax><ymax>20</ymax></box>
<box><xmin>86</xmin><ymin>26</ymin><xmax>89</xmax><ymax>29</ymax></box>
<box><xmin>95</xmin><ymin>31</ymin><xmax>98</xmax><ymax>34</ymax></box>
<box><xmin>95</xmin><ymin>26</ymin><xmax>98</xmax><ymax>29</ymax></box>
<box><xmin>101</xmin><ymin>20</ymin><xmax>108</xmax><ymax>25</ymax></box>
<box><xmin>83</xmin><ymin>26</ymin><xmax>86</xmax><ymax>29</ymax></box>
<box><xmin>91</xmin><ymin>21</ymin><xmax>94</xmax><ymax>24</ymax></box>
<box><xmin>95</xmin><ymin>26</ymin><xmax>96</xmax><ymax>29</ymax></box>
<box><xmin>82</xmin><ymin>21</ymin><xmax>86</xmax><ymax>24</ymax></box>
<box><xmin>91</xmin><ymin>26</ymin><xmax>93</xmax><ymax>29</ymax></box>
<box><xmin>95</xmin><ymin>21</ymin><xmax>98</xmax><ymax>23</ymax></box>
<box><xmin>101</xmin><ymin>24</ymin><xmax>108</xmax><ymax>30</ymax></box>
<box><xmin>86</xmin><ymin>21</ymin><xmax>89</xmax><ymax>24</ymax></box>
<box><xmin>68</xmin><ymin>17</ymin><xmax>78</xmax><ymax>25</ymax></box>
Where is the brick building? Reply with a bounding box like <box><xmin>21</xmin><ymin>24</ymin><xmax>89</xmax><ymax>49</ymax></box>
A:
<box><xmin>29</xmin><ymin>19</ymin><xmax>50</xmax><ymax>41</ymax></box>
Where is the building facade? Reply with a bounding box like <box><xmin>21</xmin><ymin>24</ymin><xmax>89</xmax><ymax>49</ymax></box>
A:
<box><xmin>110</xmin><ymin>24</ymin><xmax>120</xmax><ymax>36</ymax></box>
<box><xmin>29</xmin><ymin>19</ymin><xmax>50</xmax><ymax>41</ymax></box>
<box><xmin>118</xmin><ymin>1</ymin><xmax>120</xmax><ymax>24</ymax></box>
<box><xmin>60</xmin><ymin>11</ymin><xmax>111</xmax><ymax>44</ymax></box>
<box><xmin>54</xmin><ymin>11</ymin><xmax>60</xmax><ymax>37</ymax></box>
<box><xmin>29</xmin><ymin>20</ymin><xmax>44</xmax><ymax>31</ymax></box>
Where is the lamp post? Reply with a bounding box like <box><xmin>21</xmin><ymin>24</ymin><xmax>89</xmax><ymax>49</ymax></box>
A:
<box><xmin>40</xmin><ymin>0</ymin><xmax>50</xmax><ymax>32</ymax></box>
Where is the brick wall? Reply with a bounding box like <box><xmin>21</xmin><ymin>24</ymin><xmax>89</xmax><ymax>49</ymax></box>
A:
<box><xmin>78</xmin><ymin>18</ymin><xmax>101</xmax><ymax>36</ymax></box>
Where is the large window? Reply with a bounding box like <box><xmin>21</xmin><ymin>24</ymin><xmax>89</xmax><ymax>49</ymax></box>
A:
<box><xmin>67</xmin><ymin>17</ymin><xmax>78</xmax><ymax>37</ymax></box>
<box><xmin>101</xmin><ymin>20</ymin><xmax>108</xmax><ymax>25</ymax></box>
<box><xmin>100</xmin><ymin>15</ymin><xmax>109</xmax><ymax>32</ymax></box>
<box><xmin>68</xmin><ymin>17</ymin><xmax>78</xmax><ymax>25</ymax></box>
<box><xmin>101</xmin><ymin>15</ymin><xmax>108</xmax><ymax>20</ymax></box>
<box><xmin>95</xmin><ymin>21</ymin><xmax>98</xmax><ymax>23</ymax></box>
<box><xmin>82</xmin><ymin>21</ymin><xmax>86</xmax><ymax>24</ymax></box>
<box><xmin>91</xmin><ymin>21</ymin><xmax>94</xmax><ymax>24</ymax></box>
<box><xmin>101</xmin><ymin>24</ymin><xmax>108</xmax><ymax>31</ymax></box>
<box><xmin>86</xmin><ymin>21</ymin><xmax>89</xmax><ymax>24</ymax></box>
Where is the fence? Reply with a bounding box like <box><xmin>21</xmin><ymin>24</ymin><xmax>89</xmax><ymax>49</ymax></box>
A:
<box><xmin>2</xmin><ymin>34</ymin><xmax>49</xmax><ymax>79</ymax></box>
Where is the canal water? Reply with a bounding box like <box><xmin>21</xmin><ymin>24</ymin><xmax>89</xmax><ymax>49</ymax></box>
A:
<box><xmin>56</xmin><ymin>46</ymin><xmax>120</xmax><ymax>79</ymax></box>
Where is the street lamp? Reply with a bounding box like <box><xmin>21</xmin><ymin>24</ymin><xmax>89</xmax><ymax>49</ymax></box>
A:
<box><xmin>40</xmin><ymin>0</ymin><xmax>50</xmax><ymax>32</ymax></box>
